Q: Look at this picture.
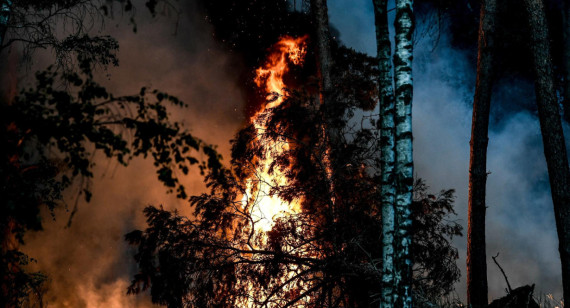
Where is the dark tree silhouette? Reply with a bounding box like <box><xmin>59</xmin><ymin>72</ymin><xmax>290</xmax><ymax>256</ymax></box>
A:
<box><xmin>523</xmin><ymin>0</ymin><xmax>570</xmax><ymax>304</ymax></box>
<box><xmin>126</xmin><ymin>45</ymin><xmax>462</xmax><ymax>307</ymax></box>
<box><xmin>0</xmin><ymin>58</ymin><xmax>220</xmax><ymax>306</ymax></box>
<box><xmin>466</xmin><ymin>0</ymin><xmax>497</xmax><ymax>306</ymax></box>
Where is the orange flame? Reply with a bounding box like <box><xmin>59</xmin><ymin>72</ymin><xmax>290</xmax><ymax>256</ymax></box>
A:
<box><xmin>243</xmin><ymin>36</ymin><xmax>308</xmax><ymax>233</ymax></box>
<box><xmin>254</xmin><ymin>36</ymin><xmax>308</xmax><ymax>110</ymax></box>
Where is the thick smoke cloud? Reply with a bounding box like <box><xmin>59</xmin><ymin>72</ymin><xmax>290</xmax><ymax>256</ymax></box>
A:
<box><xmin>21</xmin><ymin>2</ymin><xmax>244</xmax><ymax>306</ymax></box>
<box><xmin>329</xmin><ymin>0</ymin><xmax>563</xmax><ymax>302</ymax></box>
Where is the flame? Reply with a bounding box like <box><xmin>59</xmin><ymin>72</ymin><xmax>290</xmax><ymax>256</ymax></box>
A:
<box><xmin>243</xmin><ymin>35</ymin><xmax>308</xmax><ymax>233</ymax></box>
<box><xmin>240</xmin><ymin>35</ymin><xmax>314</xmax><ymax>308</ymax></box>
<box><xmin>254</xmin><ymin>36</ymin><xmax>307</xmax><ymax>109</ymax></box>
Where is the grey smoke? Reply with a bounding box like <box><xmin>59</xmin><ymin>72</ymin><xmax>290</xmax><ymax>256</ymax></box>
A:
<box><xmin>329</xmin><ymin>0</ymin><xmax>563</xmax><ymax>302</ymax></box>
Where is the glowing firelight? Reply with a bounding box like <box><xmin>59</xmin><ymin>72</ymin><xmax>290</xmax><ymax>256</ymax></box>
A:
<box><xmin>254</xmin><ymin>35</ymin><xmax>308</xmax><ymax>108</ymax></box>
<box><xmin>244</xmin><ymin>35</ymin><xmax>308</xmax><ymax>232</ymax></box>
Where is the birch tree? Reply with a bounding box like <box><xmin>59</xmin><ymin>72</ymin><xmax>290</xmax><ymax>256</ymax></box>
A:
<box><xmin>523</xmin><ymin>0</ymin><xmax>570</xmax><ymax>304</ymax></box>
<box><xmin>393</xmin><ymin>0</ymin><xmax>414</xmax><ymax>306</ymax></box>
<box><xmin>467</xmin><ymin>0</ymin><xmax>497</xmax><ymax>306</ymax></box>
<box><xmin>372</xmin><ymin>0</ymin><xmax>396</xmax><ymax>307</ymax></box>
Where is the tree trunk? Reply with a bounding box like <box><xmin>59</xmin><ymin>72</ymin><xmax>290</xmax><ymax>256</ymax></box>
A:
<box><xmin>311</xmin><ymin>0</ymin><xmax>333</xmax><ymax>95</ymax></box>
<box><xmin>0</xmin><ymin>0</ymin><xmax>11</xmax><ymax>47</ymax></box>
<box><xmin>393</xmin><ymin>0</ymin><xmax>414</xmax><ymax>307</ymax></box>
<box><xmin>373</xmin><ymin>0</ymin><xmax>396</xmax><ymax>307</ymax></box>
<box><xmin>563</xmin><ymin>0</ymin><xmax>570</xmax><ymax>123</ymax></box>
<box><xmin>523</xmin><ymin>0</ymin><xmax>570</xmax><ymax>304</ymax></box>
<box><xmin>310</xmin><ymin>0</ymin><xmax>342</xmax><ymax>147</ymax></box>
<box><xmin>467</xmin><ymin>0</ymin><xmax>496</xmax><ymax>306</ymax></box>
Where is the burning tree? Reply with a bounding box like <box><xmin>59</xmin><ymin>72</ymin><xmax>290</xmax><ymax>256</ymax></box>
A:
<box><xmin>126</xmin><ymin>34</ymin><xmax>462</xmax><ymax>307</ymax></box>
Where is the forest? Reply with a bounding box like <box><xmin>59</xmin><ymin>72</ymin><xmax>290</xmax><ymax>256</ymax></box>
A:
<box><xmin>1</xmin><ymin>0</ymin><xmax>569</xmax><ymax>307</ymax></box>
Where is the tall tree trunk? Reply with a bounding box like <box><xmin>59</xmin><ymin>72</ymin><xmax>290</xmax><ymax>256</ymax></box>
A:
<box><xmin>523</xmin><ymin>0</ymin><xmax>570</xmax><ymax>304</ymax></box>
<box><xmin>373</xmin><ymin>0</ymin><xmax>396</xmax><ymax>307</ymax></box>
<box><xmin>393</xmin><ymin>0</ymin><xmax>414</xmax><ymax>306</ymax></box>
<box><xmin>0</xmin><ymin>0</ymin><xmax>11</xmax><ymax>47</ymax></box>
<box><xmin>311</xmin><ymin>0</ymin><xmax>333</xmax><ymax>96</ymax></box>
<box><xmin>310</xmin><ymin>0</ymin><xmax>342</xmax><ymax>148</ymax></box>
<box><xmin>467</xmin><ymin>0</ymin><xmax>496</xmax><ymax>306</ymax></box>
<box><xmin>563</xmin><ymin>0</ymin><xmax>570</xmax><ymax>123</ymax></box>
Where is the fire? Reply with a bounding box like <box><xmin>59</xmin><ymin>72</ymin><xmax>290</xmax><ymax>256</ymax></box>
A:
<box><xmin>254</xmin><ymin>36</ymin><xmax>307</xmax><ymax>109</ymax></box>
<box><xmin>240</xmin><ymin>35</ymin><xmax>313</xmax><ymax>307</ymax></box>
<box><xmin>244</xmin><ymin>35</ymin><xmax>308</xmax><ymax>233</ymax></box>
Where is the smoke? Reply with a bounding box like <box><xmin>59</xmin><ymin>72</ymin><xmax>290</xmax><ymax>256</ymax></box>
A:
<box><xmin>329</xmin><ymin>0</ymin><xmax>564</xmax><ymax>302</ymax></box>
<box><xmin>14</xmin><ymin>0</ymin><xmax>566</xmax><ymax>305</ymax></box>
<box><xmin>20</xmin><ymin>2</ymin><xmax>244</xmax><ymax>307</ymax></box>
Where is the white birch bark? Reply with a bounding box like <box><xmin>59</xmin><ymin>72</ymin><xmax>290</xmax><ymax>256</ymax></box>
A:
<box><xmin>393</xmin><ymin>0</ymin><xmax>414</xmax><ymax>307</ymax></box>
<box><xmin>372</xmin><ymin>0</ymin><xmax>396</xmax><ymax>307</ymax></box>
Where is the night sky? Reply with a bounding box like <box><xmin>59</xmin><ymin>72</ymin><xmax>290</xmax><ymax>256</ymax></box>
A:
<box><xmin>15</xmin><ymin>0</ymin><xmax>566</xmax><ymax>306</ymax></box>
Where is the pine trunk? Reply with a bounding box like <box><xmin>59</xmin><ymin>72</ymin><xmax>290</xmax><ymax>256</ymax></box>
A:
<box><xmin>310</xmin><ymin>0</ymin><xmax>343</xmax><ymax>149</ymax></box>
<box><xmin>373</xmin><ymin>0</ymin><xmax>396</xmax><ymax>306</ymax></box>
<box><xmin>393</xmin><ymin>0</ymin><xmax>414</xmax><ymax>306</ymax></box>
<box><xmin>523</xmin><ymin>0</ymin><xmax>570</xmax><ymax>304</ymax></box>
<box><xmin>0</xmin><ymin>0</ymin><xmax>11</xmax><ymax>47</ymax></box>
<box><xmin>563</xmin><ymin>0</ymin><xmax>570</xmax><ymax>123</ymax></box>
<box><xmin>311</xmin><ymin>0</ymin><xmax>333</xmax><ymax>96</ymax></box>
<box><xmin>467</xmin><ymin>0</ymin><xmax>496</xmax><ymax>306</ymax></box>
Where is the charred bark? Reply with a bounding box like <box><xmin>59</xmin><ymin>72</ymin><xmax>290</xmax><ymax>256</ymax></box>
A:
<box><xmin>311</xmin><ymin>0</ymin><xmax>333</xmax><ymax>96</ymax></box>
<box><xmin>372</xmin><ymin>0</ymin><xmax>396</xmax><ymax>306</ymax></box>
<box><xmin>523</xmin><ymin>0</ymin><xmax>570</xmax><ymax>304</ymax></box>
<box><xmin>310</xmin><ymin>0</ymin><xmax>342</xmax><ymax>148</ymax></box>
<box><xmin>393</xmin><ymin>0</ymin><xmax>414</xmax><ymax>307</ymax></box>
<box><xmin>467</xmin><ymin>0</ymin><xmax>497</xmax><ymax>306</ymax></box>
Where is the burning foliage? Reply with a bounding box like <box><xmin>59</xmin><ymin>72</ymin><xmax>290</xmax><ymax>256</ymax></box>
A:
<box><xmin>126</xmin><ymin>36</ymin><xmax>462</xmax><ymax>307</ymax></box>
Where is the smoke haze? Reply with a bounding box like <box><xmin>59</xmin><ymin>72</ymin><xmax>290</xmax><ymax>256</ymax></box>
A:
<box><xmin>329</xmin><ymin>0</ymin><xmax>564</xmax><ymax>302</ymax></box>
<box><xmin>21</xmin><ymin>2</ymin><xmax>244</xmax><ymax>306</ymax></box>
<box><xmin>14</xmin><ymin>0</ymin><xmax>567</xmax><ymax>305</ymax></box>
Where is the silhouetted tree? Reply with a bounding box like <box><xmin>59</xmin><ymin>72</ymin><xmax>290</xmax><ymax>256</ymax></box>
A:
<box><xmin>127</xmin><ymin>43</ymin><xmax>461</xmax><ymax>307</ymax></box>
<box><xmin>466</xmin><ymin>0</ymin><xmax>497</xmax><ymax>306</ymax></box>
<box><xmin>563</xmin><ymin>0</ymin><xmax>570</xmax><ymax>123</ymax></box>
<box><xmin>0</xmin><ymin>58</ymin><xmax>220</xmax><ymax>306</ymax></box>
<box><xmin>523</xmin><ymin>0</ymin><xmax>570</xmax><ymax>305</ymax></box>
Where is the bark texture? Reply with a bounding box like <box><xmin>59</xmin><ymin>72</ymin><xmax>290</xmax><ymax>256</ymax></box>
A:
<box><xmin>373</xmin><ymin>0</ymin><xmax>396</xmax><ymax>306</ymax></box>
<box><xmin>310</xmin><ymin>0</ymin><xmax>343</xmax><ymax>150</ymax></box>
<box><xmin>393</xmin><ymin>0</ymin><xmax>414</xmax><ymax>307</ymax></box>
<box><xmin>563</xmin><ymin>0</ymin><xmax>570</xmax><ymax>123</ymax></box>
<box><xmin>467</xmin><ymin>0</ymin><xmax>496</xmax><ymax>306</ymax></box>
<box><xmin>523</xmin><ymin>0</ymin><xmax>570</xmax><ymax>304</ymax></box>
<box><xmin>311</xmin><ymin>0</ymin><xmax>333</xmax><ymax>95</ymax></box>
<box><xmin>0</xmin><ymin>0</ymin><xmax>11</xmax><ymax>46</ymax></box>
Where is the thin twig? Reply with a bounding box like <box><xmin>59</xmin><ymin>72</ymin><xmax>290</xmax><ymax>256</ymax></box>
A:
<box><xmin>492</xmin><ymin>252</ymin><xmax>513</xmax><ymax>293</ymax></box>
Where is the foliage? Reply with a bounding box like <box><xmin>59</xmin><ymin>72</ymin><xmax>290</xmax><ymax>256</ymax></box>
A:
<box><xmin>0</xmin><ymin>58</ymin><xmax>220</xmax><ymax>305</ymax></box>
<box><xmin>1</xmin><ymin>0</ymin><xmax>178</xmax><ymax>71</ymax></box>
<box><xmin>0</xmin><ymin>249</ymin><xmax>47</xmax><ymax>307</ymax></box>
<box><xmin>2</xmin><ymin>0</ymin><xmax>117</xmax><ymax>70</ymax></box>
<box><xmin>126</xmin><ymin>81</ymin><xmax>462</xmax><ymax>307</ymax></box>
